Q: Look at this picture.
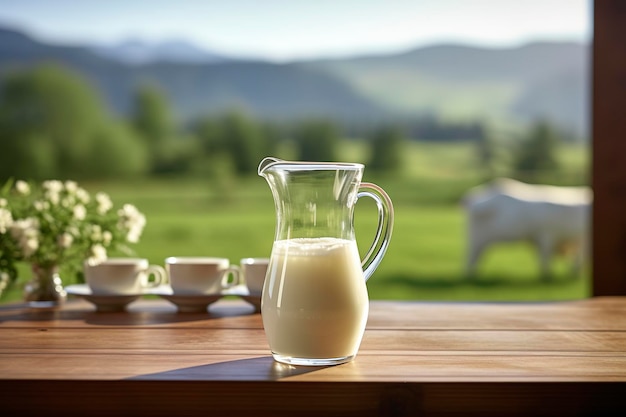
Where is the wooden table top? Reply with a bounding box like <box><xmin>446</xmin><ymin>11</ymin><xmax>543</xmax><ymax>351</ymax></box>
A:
<box><xmin>1</xmin><ymin>296</ymin><xmax>625</xmax><ymax>416</ymax></box>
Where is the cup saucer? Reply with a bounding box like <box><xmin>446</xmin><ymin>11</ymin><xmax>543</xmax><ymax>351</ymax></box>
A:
<box><xmin>65</xmin><ymin>284</ymin><xmax>142</xmax><ymax>312</ymax></box>
<box><xmin>146</xmin><ymin>285</ymin><xmax>222</xmax><ymax>313</ymax></box>
<box><xmin>224</xmin><ymin>285</ymin><xmax>262</xmax><ymax>311</ymax></box>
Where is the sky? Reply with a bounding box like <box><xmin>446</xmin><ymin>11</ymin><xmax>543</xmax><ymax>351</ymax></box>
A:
<box><xmin>0</xmin><ymin>0</ymin><xmax>591</xmax><ymax>62</ymax></box>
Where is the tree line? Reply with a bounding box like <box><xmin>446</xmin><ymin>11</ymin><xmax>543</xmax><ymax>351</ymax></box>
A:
<box><xmin>0</xmin><ymin>64</ymin><xmax>575</xmax><ymax>183</ymax></box>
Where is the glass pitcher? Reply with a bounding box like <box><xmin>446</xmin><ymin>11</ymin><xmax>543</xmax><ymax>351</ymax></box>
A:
<box><xmin>258</xmin><ymin>157</ymin><xmax>394</xmax><ymax>366</ymax></box>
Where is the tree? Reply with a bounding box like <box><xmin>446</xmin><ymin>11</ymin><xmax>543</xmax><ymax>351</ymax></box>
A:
<box><xmin>0</xmin><ymin>64</ymin><xmax>109</xmax><ymax>180</ymax></box>
<box><xmin>512</xmin><ymin>120</ymin><xmax>561</xmax><ymax>182</ymax></box>
<box><xmin>131</xmin><ymin>84</ymin><xmax>176</xmax><ymax>174</ymax></box>
<box><xmin>474</xmin><ymin>126</ymin><xmax>501</xmax><ymax>179</ymax></box>
<box><xmin>221</xmin><ymin>111</ymin><xmax>265</xmax><ymax>175</ymax></box>
<box><xmin>87</xmin><ymin>123</ymin><xmax>150</xmax><ymax>178</ymax></box>
<box><xmin>192</xmin><ymin>111</ymin><xmax>277</xmax><ymax>176</ymax></box>
<box><xmin>367</xmin><ymin>125</ymin><xmax>405</xmax><ymax>173</ymax></box>
<box><xmin>195</xmin><ymin>115</ymin><xmax>225</xmax><ymax>155</ymax></box>
<box><xmin>294</xmin><ymin>119</ymin><xmax>339</xmax><ymax>162</ymax></box>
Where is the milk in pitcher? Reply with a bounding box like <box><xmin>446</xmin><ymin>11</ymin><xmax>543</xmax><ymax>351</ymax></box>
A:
<box><xmin>261</xmin><ymin>237</ymin><xmax>369</xmax><ymax>364</ymax></box>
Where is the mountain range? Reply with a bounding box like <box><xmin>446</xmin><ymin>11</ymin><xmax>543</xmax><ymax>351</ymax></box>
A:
<box><xmin>0</xmin><ymin>26</ymin><xmax>589</xmax><ymax>136</ymax></box>
<box><xmin>90</xmin><ymin>38</ymin><xmax>229</xmax><ymax>65</ymax></box>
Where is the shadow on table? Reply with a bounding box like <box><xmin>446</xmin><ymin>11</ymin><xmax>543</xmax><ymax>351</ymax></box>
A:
<box><xmin>0</xmin><ymin>299</ymin><xmax>259</xmax><ymax>325</ymax></box>
<box><xmin>128</xmin><ymin>356</ymin><xmax>327</xmax><ymax>381</ymax></box>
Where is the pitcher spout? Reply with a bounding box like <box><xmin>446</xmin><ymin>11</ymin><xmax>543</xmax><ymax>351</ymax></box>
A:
<box><xmin>258</xmin><ymin>157</ymin><xmax>283</xmax><ymax>177</ymax></box>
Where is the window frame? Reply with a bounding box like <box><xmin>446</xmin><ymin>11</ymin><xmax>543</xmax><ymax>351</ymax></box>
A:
<box><xmin>592</xmin><ymin>0</ymin><xmax>626</xmax><ymax>295</ymax></box>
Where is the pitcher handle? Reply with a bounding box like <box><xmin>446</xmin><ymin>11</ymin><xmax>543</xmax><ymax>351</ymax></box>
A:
<box><xmin>357</xmin><ymin>182</ymin><xmax>394</xmax><ymax>281</ymax></box>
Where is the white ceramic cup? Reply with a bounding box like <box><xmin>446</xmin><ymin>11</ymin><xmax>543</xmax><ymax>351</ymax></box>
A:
<box><xmin>84</xmin><ymin>258</ymin><xmax>166</xmax><ymax>295</ymax></box>
<box><xmin>241</xmin><ymin>258</ymin><xmax>269</xmax><ymax>295</ymax></box>
<box><xmin>166</xmin><ymin>257</ymin><xmax>241</xmax><ymax>295</ymax></box>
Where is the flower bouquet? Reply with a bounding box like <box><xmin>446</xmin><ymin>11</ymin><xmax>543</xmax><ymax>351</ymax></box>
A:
<box><xmin>0</xmin><ymin>179</ymin><xmax>146</xmax><ymax>303</ymax></box>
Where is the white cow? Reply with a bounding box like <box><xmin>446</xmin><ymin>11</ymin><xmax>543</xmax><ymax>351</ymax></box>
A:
<box><xmin>463</xmin><ymin>178</ymin><xmax>592</xmax><ymax>278</ymax></box>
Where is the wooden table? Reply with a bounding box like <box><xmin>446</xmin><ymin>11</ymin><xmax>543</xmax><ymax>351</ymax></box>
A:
<box><xmin>1</xmin><ymin>297</ymin><xmax>625</xmax><ymax>416</ymax></box>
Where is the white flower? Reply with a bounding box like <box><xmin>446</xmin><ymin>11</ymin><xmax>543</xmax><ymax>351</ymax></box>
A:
<box><xmin>46</xmin><ymin>191</ymin><xmax>60</xmax><ymax>206</ymax></box>
<box><xmin>118</xmin><ymin>204</ymin><xmax>146</xmax><ymax>244</ymax></box>
<box><xmin>57</xmin><ymin>232</ymin><xmax>73</xmax><ymax>249</ymax></box>
<box><xmin>127</xmin><ymin>225</ymin><xmax>144</xmax><ymax>243</ymax></box>
<box><xmin>23</xmin><ymin>237</ymin><xmax>39</xmax><ymax>257</ymax></box>
<box><xmin>15</xmin><ymin>180</ymin><xmax>30</xmax><ymax>195</ymax></box>
<box><xmin>43</xmin><ymin>180</ymin><xmax>63</xmax><ymax>205</ymax></box>
<box><xmin>1</xmin><ymin>179</ymin><xmax>145</xmax><ymax>270</ymax></box>
<box><xmin>95</xmin><ymin>192</ymin><xmax>113</xmax><ymax>215</ymax></box>
<box><xmin>34</xmin><ymin>200</ymin><xmax>50</xmax><ymax>211</ymax></box>
<box><xmin>21</xmin><ymin>232</ymin><xmax>39</xmax><ymax>259</ymax></box>
<box><xmin>89</xmin><ymin>224</ymin><xmax>102</xmax><ymax>241</ymax></box>
<box><xmin>0</xmin><ymin>208</ymin><xmax>13</xmax><ymax>233</ymax></box>
<box><xmin>61</xmin><ymin>196</ymin><xmax>75</xmax><ymax>208</ymax></box>
<box><xmin>73</xmin><ymin>204</ymin><xmax>86</xmax><ymax>221</ymax></box>
<box><xmin>10</xmin><ymin>218</ymin><xmax>39</xmax><ymax>240</ymax></box>
<box><xmin>102</xmin><ymin>230</ymin><xmax>112</xmax><ymax>245</ymax></box>
<box><xmin>76</xmin><ymin>188</ymin><xmax>90</xmax><ymax>204</ymax></box>
<box><xmin>43</xmin><ymin>180</ymin><xmax>63</xmax><ymax>195</ymax></box>
<box><xmin>0</xmin><ymin>272</ymin><xmax>8</xmax><ymax>292</ymax></box>
<box><xmin>64</xmin><ymin>181</ymin><xmax>78</xmax><ymax>193</ymax></box>
<box><xmin>10</xmin><ymin>218</ymin><xmax>40</xmax><ymax>259</ymax></box>
<box><xmin>88</xmin><ymin>244</ymin><xmax>107</xmax><ymax>265</ymax></box>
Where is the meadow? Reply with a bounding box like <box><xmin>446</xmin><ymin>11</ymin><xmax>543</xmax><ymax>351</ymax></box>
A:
<box><xmin>0</xmin><ymin>141</ymin><xmax>591</xmax><ymax>302</ymax></box>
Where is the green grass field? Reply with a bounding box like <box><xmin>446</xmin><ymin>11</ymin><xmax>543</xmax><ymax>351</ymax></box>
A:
<box><xmin>0</xmin><ymin>141</ymin><xmax>591</xmax><ymax>303</ymax></box>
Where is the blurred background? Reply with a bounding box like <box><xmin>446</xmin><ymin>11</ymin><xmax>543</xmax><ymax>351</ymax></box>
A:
<box><xmin>0</xmin><ymin>0</ymin><xmax>592</xmax><ymax>301</ymax></box>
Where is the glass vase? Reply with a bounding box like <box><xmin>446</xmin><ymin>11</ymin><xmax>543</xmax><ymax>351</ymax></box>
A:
<box><xmin>23</xmin><ymin>264</ymin><xmax>67</xmax><ymax>308</ymax></box>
